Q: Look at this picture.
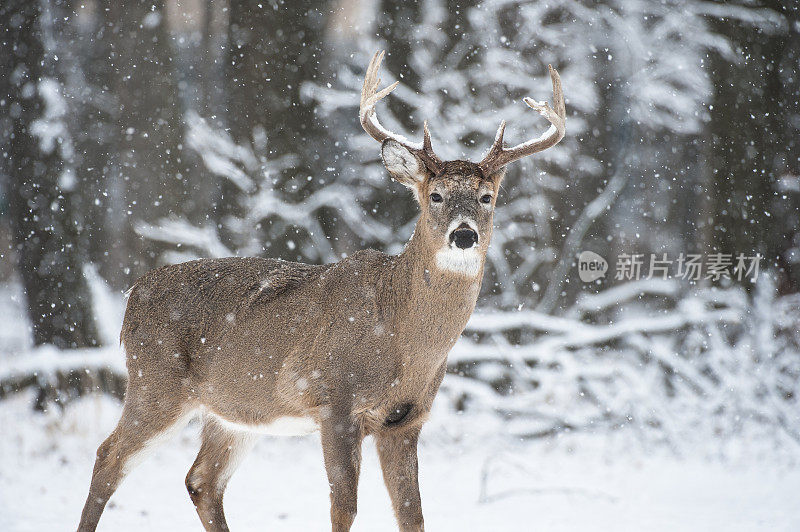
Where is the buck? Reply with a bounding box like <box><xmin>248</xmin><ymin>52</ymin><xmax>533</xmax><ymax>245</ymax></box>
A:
<box><xmin>78</xmin><ymin>51</ymin><xmax>565</xmax><ymax>532</ymax></box>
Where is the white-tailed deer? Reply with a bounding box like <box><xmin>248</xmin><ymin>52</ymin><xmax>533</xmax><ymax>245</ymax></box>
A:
<box><xmin>78</xmin><ymin>51</ymin><xmax>565</xmax><ymax>532</ymax></box>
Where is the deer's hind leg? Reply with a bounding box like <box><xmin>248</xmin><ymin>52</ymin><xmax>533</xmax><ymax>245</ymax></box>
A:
<box><xmin>77</xmin><ymin>390</ymin><xmax>194</xmax><ymax>532</ymax></box>
<box><xmin>185</xmin><ymin>417</ymin><xmax>259</xmax><ymax>532</ymax></box>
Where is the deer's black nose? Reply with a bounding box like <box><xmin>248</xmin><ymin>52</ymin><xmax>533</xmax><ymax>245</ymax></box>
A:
<box><xmin>450</xmin><ymin>223</ymin><xmax>478</xmax><ymax>249</ymax></box>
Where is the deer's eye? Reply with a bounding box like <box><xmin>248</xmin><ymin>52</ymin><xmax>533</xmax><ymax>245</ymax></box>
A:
<box><xmin>430</xmin><ymin>192</ymin><xmax>443</xmax><ymax>203</ymax></box>
<box><xmin>480</xmin><ymin>194</ymin><xmax>492</xmax><ymax>204</ymax></box>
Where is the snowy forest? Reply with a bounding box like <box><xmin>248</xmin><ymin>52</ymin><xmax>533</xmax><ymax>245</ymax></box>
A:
<box><xmin>2</xmin><ymin>0</ymin><xmax>800</xmax><ymax>530</ymax></box>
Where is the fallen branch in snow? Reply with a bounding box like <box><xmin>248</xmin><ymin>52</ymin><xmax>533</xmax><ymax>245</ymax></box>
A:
<box><xmin>479</xmin><ymin>485</ymin><xmax>620</xmax><ymax>505</ymax></box>
<box><xmin>0</xmin><ymin>346</ymin><xmax>126</xmax><ymax>409</ymax></box>
<box><xmin>568</xmin><ymin>278</ymin><xmax>680</xmax><ymax>316</ymax></box>
<box><xmin>0</xmin><ymin>346</ymin><xmax>126</xmax><ymax>382</ymax></box>
<box><xmin>477</xmin><ymin>452</ymin><xmax>619</xmax><ymax>504</ymax></box>
<box><xmin>458</xmin><ymin>305</ymin><xmax>740</xmax><ymax>361</ymax></box>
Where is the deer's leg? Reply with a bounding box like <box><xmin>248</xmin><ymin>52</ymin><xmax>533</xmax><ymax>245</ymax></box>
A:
<box><xmin>320</xmin><ymin>410</ymin><xmax>363</xmax><ymax>532</ymax></box>
<box><xmin>185</xmin><ymin>417</ymin><xmax>258</xmax><ymax>532</ymax></box>
<box><xmin>77</xmin><ymin>396</ymin><xmax>193</xmax><ymax>532</ymax></box>
<box><xmin>375</xmin><ymin>427</ymin><xmax>424</xmax><ymax>532</ymax></box>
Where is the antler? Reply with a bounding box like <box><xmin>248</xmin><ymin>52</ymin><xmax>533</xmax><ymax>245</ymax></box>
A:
<box><xmin>360</xmin><ymin>50</ymin><xmax>442</xmax><ymax>172</ymax></box>
<box><xmin>478</xmin><ymin>64</ymin><xmax>566</xmax><ymax>175</ymax></box>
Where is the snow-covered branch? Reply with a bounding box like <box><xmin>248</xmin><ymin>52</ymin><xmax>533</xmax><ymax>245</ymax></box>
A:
<box><xmin>445</xmin><ymin>278</ymin><xmax>800</xmax><ymax>450</ymax></box>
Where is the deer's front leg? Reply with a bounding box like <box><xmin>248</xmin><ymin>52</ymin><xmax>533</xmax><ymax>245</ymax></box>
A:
<box><xmin>320</xmin><ymin>409</ymin><xmax>363</xmax><ymax>532</ymax></box>
<box><xmin>375</xmin><ymin>426</ymin><xmax>424</xmax><ymax>532</ymax></box>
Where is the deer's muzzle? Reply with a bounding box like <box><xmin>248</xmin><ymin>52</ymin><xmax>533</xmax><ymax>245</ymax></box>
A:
<box><xmin>450</xmin><ymin>223</ymin><xmax>479</xmax><ymax>249</ymax></box>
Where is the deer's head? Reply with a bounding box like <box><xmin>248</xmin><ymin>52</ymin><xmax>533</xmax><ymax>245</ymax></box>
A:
<box><xmin>360</xmin><ymin>51</ymin><xmax>566</xmax><ymax>277</ymax></box>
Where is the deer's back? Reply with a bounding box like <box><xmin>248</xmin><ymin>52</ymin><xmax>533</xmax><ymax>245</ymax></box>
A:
<box><xmin>121</xmin><ymin>257</ymin><xmax>326</xmax><ymax>368</ymax></box>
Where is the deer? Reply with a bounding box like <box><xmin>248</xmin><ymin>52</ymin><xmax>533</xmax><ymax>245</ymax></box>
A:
<box><xmin>77</xmin><ymin>50</ymin><xmax>565</xmax><ymax>532</ymax></box>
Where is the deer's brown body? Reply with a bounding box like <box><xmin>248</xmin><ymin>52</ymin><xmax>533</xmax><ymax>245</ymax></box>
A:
<box><xmin>78</xmin><ymin>51</ymin><xmax>565</xmax><ymax>532</ymax></box>
<box><xmin>124</xmin><ymin>246</ymin><xmax>474</xmax><ymax>434</ymax></box>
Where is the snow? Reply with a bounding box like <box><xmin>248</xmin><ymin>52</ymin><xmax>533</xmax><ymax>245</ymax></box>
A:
<box><xmin>2</xmin><ymin>391</ymin><xmax>800</xmax><ymax>531</ymax></box>
<box><xmin>0</xmin><ymin>282</ymin><xmax>31</xmax><ymax>354</ymax></box>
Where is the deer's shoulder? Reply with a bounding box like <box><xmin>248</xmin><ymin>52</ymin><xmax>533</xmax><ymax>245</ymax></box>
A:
<box><xmin>341</xmin><ymin>248</ymin><xmax>393</xmax><ymax>268</ymax></box>
<box><xmin>318</xmin><ymin>248</ymin><xmax>395</xmax><ymax>282</ymax></box>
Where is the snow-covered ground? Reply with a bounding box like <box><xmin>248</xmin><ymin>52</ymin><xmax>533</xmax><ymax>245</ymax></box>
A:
<box><xmin>3</xmin><ymin>390</ymin><xmax>800</xmax><ymax>532</ymax></box>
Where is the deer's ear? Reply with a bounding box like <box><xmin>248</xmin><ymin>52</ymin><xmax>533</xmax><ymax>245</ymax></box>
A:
<box><xmin>381</xmin><ymin>139</ymin><xmax>427</xmax><ymax>187</ymax></box>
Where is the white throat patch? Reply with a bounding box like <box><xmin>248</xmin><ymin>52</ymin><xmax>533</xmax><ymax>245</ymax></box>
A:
<box><xmin>436</xmin><ymin>246</ymin><xmax>482</xmax><ymax>277</ymax></box>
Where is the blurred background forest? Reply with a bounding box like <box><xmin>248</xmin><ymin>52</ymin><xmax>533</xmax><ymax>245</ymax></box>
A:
<box><xmin>1</xmin><ymin>0</ymin><xmax>800</xmax><ymax>453</ymax></box>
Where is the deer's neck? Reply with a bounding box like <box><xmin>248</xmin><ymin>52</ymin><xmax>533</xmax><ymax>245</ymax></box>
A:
<box><xmin>391</xmin><ymin>222</ymin><xmax>485</xmax><ymax>331</ymax></box>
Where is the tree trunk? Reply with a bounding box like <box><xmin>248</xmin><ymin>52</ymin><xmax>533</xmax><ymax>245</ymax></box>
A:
<box><xmin>227</xmin><ymin>0</ymin><xmax>328</xmax><ymax>165</ymax></box>
<box><xmin>707</xmin><ymin>5</ymin><xmax>800</xmax><ymax>292</ymax></box>
<box><xmin>226</xmin><ymin>0</ymin><xmax>335</xmax><ymax>260</ymax></box>
<box><xmin>0</xmin><ymin>0</ymin><xmax>99</xmax><ymax>349</ymax></box>
<box><xmin>70</xmin><ymin>0</ymin><xmax>122</xmax><ymax>276</ymax></box>
<box><xmin>100</xmin><ymin>0</ymin><xmax>190</xmax><ymax>287</ymax></box>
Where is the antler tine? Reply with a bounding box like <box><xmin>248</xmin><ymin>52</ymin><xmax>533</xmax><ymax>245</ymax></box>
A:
<box><xmin>422</xmin><ymin>120</ymin><xmax>442</xmax><ymax>166</ymax></box>
<box><xmin>482</xmin><ymin>120</ymin><xmax>507</xmax><ymax>166</ymax></box>
<box><xmin>479</xmin><ymin>64</ymin><xmax>566</xmax><ymax>175</ymax></box>
<box><xmin>359</xmin><ymin>50</ymin><xmax>442</xmax><ymax>172</ymax></box>
<box><xmin>423</xmin><ymin>120</ymin><xmax>433</xmax><ymax>151</ymax></box>
<box><xmin>359</xmin><ymin>51</ymin><xmax>400</xmax><ymax>143</ymax></box>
